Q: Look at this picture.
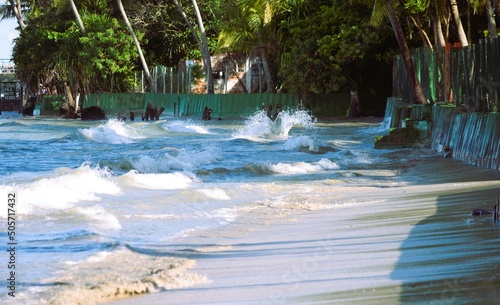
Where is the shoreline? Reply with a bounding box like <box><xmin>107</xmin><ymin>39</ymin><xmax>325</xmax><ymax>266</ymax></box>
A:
<box><xmin>109</xmin><ymin>157</ymin><xmax>500</xmax><ymax>304</ymax></box>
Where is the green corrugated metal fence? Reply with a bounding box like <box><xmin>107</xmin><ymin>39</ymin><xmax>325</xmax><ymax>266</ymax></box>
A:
<box><xmin>83</xmin><ymin>93</ymin><xmax>302</xmax><ymax>118</ymax></box>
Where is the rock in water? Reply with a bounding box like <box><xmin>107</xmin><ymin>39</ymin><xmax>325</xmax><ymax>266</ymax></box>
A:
<box><xmin>81</xmin><ymin>106</ymin><xmax>106</xmax><ymax>120</ymax></box>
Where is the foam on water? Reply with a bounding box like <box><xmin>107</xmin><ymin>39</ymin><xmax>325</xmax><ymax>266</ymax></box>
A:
<box><xmin>41</xmin><ymin>248</ymin><xmax>208</xmax><ymax>305</ymax></box>
<box><xmin>0</xmin><ymin>164</ymin><xmax>120</xmax><ymax>217</ymax></box>
<box><xmin>68</xmin><ymin>205</ymin><xmax>122</xmax><ymax>230</ymax></box>
<box><xmin>233</xmin><ymin>109</ymin><xmax>314</xmax><ymax>141</ymax></box>
<box><xmin>196</xmin><ymin>188</ymin><xmax>231</xmax><ymax>200</ymax></box>
<box><xmin>121</xmin><ymin>170</ymin><xmax>197</xmax><ymax>189</ymax></box>
<box><xmin>79</xmin><ymin>119</ymin><xmax>144</xmax><ymax>144</ymax></box>
<box><xmin>268</xmin><ymin>158</ymin><xmax>340</xmax><ymax>175</ymax></box>
<box><xmin>283</xmin><ymin>135</ymin><xmax>317</xmax><ymax>151</ymax></box>
<box><xmin>129</xmin><ymin>146</ymin><xmax>223</xmax><ymax>173</ymax></box>
<box><xmin>163</xmin><ymin>120</ymin><xmax>212</xmax><ymax>134</ymax></box>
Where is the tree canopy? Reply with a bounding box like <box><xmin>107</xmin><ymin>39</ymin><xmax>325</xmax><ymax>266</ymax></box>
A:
<box><xmin>2</xmin><ymin>0</ymin><xmax>497</xmax><ymax>105</ymax></box>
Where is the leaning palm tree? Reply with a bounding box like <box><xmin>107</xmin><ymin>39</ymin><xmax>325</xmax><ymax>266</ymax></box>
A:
<box><xmin>116</xmin><ymin>0</ymin><xmax>155</xmax><ymax>92</ymax></box>
<box><xmin>69</xmin><ymin>0</ymin><xmax>86</xmax><ymax>35</ymax></box>
<box><xmin>6</xmin><ymin>0</ymin><xmax>26</xmax><ymax>30</ymax></box>
<box><xmin>359</xmin><ymin>0</ymin><xmax>427</xmax><ymax>104</ymax></box>
<box><xmin>449</xmin><ymin>0</ymin><xmax>468</xmax><ymax>47</ymax></box>
<box><xmin>173</xmin><ymin>0</ymin><xmax>214</xmax><ymax>94</ymax></box>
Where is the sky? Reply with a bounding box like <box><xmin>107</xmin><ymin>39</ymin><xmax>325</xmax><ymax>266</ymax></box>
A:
<box><xmin>0</xmin><ymin>18</ymin><xmax>20</xmax><ymax>61</ymax></box>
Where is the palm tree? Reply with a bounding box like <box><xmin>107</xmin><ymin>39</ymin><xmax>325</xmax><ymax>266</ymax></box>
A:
<box><xmin>450</xmin><ymin>0</ymin><xmax>468</xmax><ymax>47</ymax></box>
<box><xmin>69</xmin><ymin>0</ymin><xmax>86</xmax><ymax>35</ymax></box>
<box><xmin>6</xmin><ymin>0</ymin><xmax>26</xmax><ymax>30</ymax></box>
<box><xmin>191</xmin><ymin>0</ymin><xmax>213</xmax><ymax>94</ymax></box>
<box><xmin>173</xmin><ymin>0</ymin><xmax>214</xmax><ymax>94</ymax></box>
<box><xmin>218</xmin><ymin>0</ymin><xmax>287</xmax><ymax>93</ymax></box>
<box><xmin>366</xmin><ymin>0</ymin><xmax>427</xmax><ymax>104</ymax></box>
<box><xmin>116</xmin><ymin>0</ymin><xmax>155</xmax><ymax>92</ymax></box>
<box><xmin>470</xmin><ymin>0</ymin><xmax>497</xmax><ymax>38</ymax></box>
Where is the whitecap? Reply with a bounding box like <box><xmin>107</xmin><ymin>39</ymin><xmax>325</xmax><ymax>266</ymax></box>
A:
<box><xmin>196</xmin><ymin>188</ymin><xmax>231</xmax><ymax>200</ymax></box>
<box><xmin>0</xmin><ymin>164</ymin><xmax>121</xmax><ymax>217</ymax></box>
<box><xmin>233</xmin><ymin>109</ymin><xmax>314</xmax><ymax>141</ymax></box>
<box><xmin>129</xmin><ymin>147</ymin><xmax>222</xmax><ymax>173</ymax></box>
<box><xmin>122</xmin><ymin>170</ymin><xmax>196</xmax><ymax>189</ymax></box>
<box><xmin>283</xmin><ymin>135</ymin><xmax>317</xmax><ymax>151</ymax></box>
<box><xmin>163</xmin><ymin>120</ymin><xmax>211</xmax><ymax>134</ymax></box>
<box><xmin>79</xmin><ymin>119</ymin><xmax>144</xmax><ymax>144</ymax></box>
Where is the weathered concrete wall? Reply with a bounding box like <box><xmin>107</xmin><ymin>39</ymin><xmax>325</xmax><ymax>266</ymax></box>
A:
<box><xmin>382</xmin><ymin>98</ymin><xmax>499</xmax><ymax>170</ymax></box>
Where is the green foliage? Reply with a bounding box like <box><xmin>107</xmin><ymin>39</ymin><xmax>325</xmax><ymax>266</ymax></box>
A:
<box><xmin>77</xmin><ymin>14</ymin><xmax>139</xmax><ymax>91</ymax></box>
<box><xmin>12</xmin><ymin>1</ymin><xmax>141</xmax><ymax>93</ymax></box>
<box><xmin>403</xmin><ymin>0</ymin><xmax>430</xmax><ymax>14</ymax></box>
<box><xmin>279</xmin><ymin>2</ymin><xmax>390</xmax><ymax>99</ymax></box>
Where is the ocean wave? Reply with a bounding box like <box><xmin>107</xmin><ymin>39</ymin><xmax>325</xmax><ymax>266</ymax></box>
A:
<box><xmin>0</xmin><ymin>164</ymin><xmax>121</xmax><ymax>217</ymax></box>
<box><xmin>243</xmin><ymin>158</ymin><xmax>340</xmax><ymax>176</ymax></box>
<box><xmin>120</xmin><ymin>170</ymin><xmax>198</xmax><ymax>190</ymax></box>
<box><xmin>233</xmin><ymin>109</ymin><xmax>315</xmax><ymax>141</ymax></box>
<box><xmin>162</xmin><ymin>120</ymin><xmax>212</xmax><ymax>134</ymax></box>
<box><xmin>128</xmin><ymin>146</ymin><xmax>223</xmax><ymax>173</ymax></box>
<box><xmin>79</xmin><ymin>119</ymin><xmax>144</xmax><ymax>144</ymax></box>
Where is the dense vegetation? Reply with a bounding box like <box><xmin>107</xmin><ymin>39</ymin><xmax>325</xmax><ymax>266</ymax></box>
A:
<box><xmin>1</xmin><ymin>0</ymin><xmax>497</xmax><ymax>111</ymax></box>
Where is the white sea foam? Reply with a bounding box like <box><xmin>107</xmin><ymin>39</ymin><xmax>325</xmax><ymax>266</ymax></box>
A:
<box><xmin>163</xmin><ymin>120</ymin><xmax>212</xmax><ymax>134</ymax></box>
<box><xmin>196</xmin><ymin>188</ymin><xmax>231</xmax><ymax>200</ymax></box>
<box><xmin>130</xmin><ymin>147</ymin><xmax>222</xmax><ymax>173</ymax></box>
<box><xmin>79</xmin><ymin>119</ymin><xmax>144</xmax><ymax>144</ymax></box>
<box><xmin>283</xmin><ymin>135</ymin><xmax>317</xmax><ymax>151</ymax></box>
<box><xmin>0</xmin><ymin>164</ymin><xmax>120</xmax><ymax>217</ymax></box>
<box><xmin>69</xmin><ymin>205</ymin><xmax>122</xmax><ymax>230</ymax></box>
<box><xmin>47</xmin><ymin>248</ymin><xmax>208</xmax><ymax>305</ymax></box>
<box><xmin>122</xmin><ymin>170</ymin><xmax>196</xmax><ymax>189</ymax></box>
<box><xmin>234</xmin><ymin>109</ymin><xmax>314</xmax><ymax>141</ymax></box>
<box><xmin>317</xmin><ymin>158</ymin><xmax>341</xmax><ymax>170</ymax></box>
<box><xmin>267</xmin><ymin>158</ymin><xmax>339</xmax><ymax>175</ymax></box>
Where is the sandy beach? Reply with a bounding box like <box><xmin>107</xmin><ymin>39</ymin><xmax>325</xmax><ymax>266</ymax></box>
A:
<box><xmin>109</xmin><ymin>157</ymin><xmax>500</xmax><ymax>305</ymax></box>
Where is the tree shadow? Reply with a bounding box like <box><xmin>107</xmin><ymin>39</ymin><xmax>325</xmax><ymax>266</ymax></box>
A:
<box><xmin>391</xmin><ymin>185</ymin><xmax>500</xmax><ymax>304</ymax></box>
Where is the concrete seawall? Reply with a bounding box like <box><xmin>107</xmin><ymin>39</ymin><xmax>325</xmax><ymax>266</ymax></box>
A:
<box><xmin>383</xmin><ymin>97</ymin><xmax>499</xmax><ymax>171</ymax></box>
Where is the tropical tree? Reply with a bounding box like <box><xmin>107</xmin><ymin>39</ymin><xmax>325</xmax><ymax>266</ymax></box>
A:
<box><xmin>470</xmin><ymin>0</ymin><xmax>497</xmax><ymax>38</ymax></box>
<box><xmin>279</xmin><ymin>1</ymin><xmax>391</xmax><ymax>105</ymax></box>
<box><xmin>116</xmin><ymin>0</ymin><xmax>155</xmax><ymax>91</ymax></box>
<box><xmin>5</xmin><ymin>0</ymin><xmax>27</xmax><ymax>30</ymax></box>
<box><xmin>449</xmin><ymin>0</ymin><xmax>469</xmax><ymax>46</ymax></box>
<box><xmin>359</xmin><ymin>0</ymin><xmax>427</xmax><ymax>104</ymax></box>
<box><xmin>218</xmin><ymin>0</ymin><xmax>292</xmax><ymax>93</ymax></box>
<box><xmin>68</xmin><ymin>0</ymin><xmax>86</xmax><ymax>35</ymax></box>
<box><xmin>12</xmin><ymin>0</ymin><xmax>143</xmax><ymax>102</ymax></box>
<box><xmin>172</xmin><ymin>0</ymin><xmax>214</xmax><ymax>93</ymax></box>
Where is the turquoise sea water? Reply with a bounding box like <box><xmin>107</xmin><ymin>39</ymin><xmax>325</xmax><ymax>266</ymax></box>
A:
<box><xmin>0</xmin><ymin>109</ymin><xmax>437</xmax><ymax>304</ymax></box>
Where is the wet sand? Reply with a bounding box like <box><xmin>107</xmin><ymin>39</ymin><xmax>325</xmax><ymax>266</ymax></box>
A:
<box><xmin>110</xmin><ymin>157</ymin><xmax>500</xmax><ymax>305</ymax></box>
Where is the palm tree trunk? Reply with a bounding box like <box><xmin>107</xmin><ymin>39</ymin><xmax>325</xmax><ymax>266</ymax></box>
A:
<box><xmin>116</xmin><ymin>0</ymin><xmax>156</xmax><ymax>92</ymax></box>
<box><xmin>173</xmin><ymin>0</ymin><xmax>212</xmax><ymax>93</ymax></box>
<box><xmin>173</xmin><ymin>0</ymin><xmax>203</xmax><ymax>53</ymax></box>
<box><xmin>7</xmin><ymin>0</ymin><xmax>26</xmax><ymax>30</ymax></box>
<box><xmin>433</xmin><ymin>13</ymin><xmax>446</xmax><ymax>49</ymax></box>
<box><xmin>259</xmin><ymin>47</ymin><xmax>275</xmax><ymax>93</ymax></box>
<box><xmin>69</xmin><ymin>0</ymin><xmax>86</xmax><ymax>35</ymax></box>
<box><xmin>386</xmin><ymin>0</ymin><xmax>427</xmax><ymax>104</ymax></box>
<box><xmin>191</xmin><ymin>0</ymin><xmax>214</xmax><ymax>94</ymax></box>
<box><xmin>450</xmin><ymin>0</ymin><xmax>468</xmax><ymax>47</ymax></box>
<box><xmin>486</xmin><ymin>0</ymin><xmax>497</xmax><ymax>38</ymax></box>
